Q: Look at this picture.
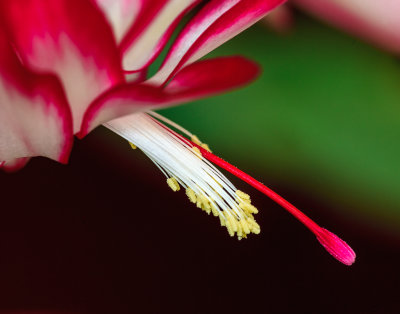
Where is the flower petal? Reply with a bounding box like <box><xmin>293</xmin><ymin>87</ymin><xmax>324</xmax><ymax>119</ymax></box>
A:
<box><xmin>93</xmin><ymin>0</ymin><xmax>141</xmax><ymax>43</ymax></box>
<box><xmin>0</xmin><ymin>0</ymin><xmax>124</xmax><ymax>133</ymax></box>
<box><xmin>79</xmin><ymin>56</ymin><xmax>260</xmax><ymax>136</ymax></box>
<box><xmin>0</xmin><ymin>158</ymin><xmax>30</xmax><ymax>173</ymax></box>
<box><xmin>165</xmin><ymin>56</ymin><xmax>261</xmax><ymax>99</ymax></box>
<box><xmin>79</xmin><ymin>84</ymin><xmax>166</xmax><ymax>138</ymax></box>
<box><xmin>148</xmin><ymin>0</ymin><xmax>285</xmax><ymax>85</ymax></box>
<box><xmin>0</xmin><ymin>31</ymin><xmax>73</xmax><ymax>165</ymax></box>
<box><xmin>119</xmin><ymin>0</ymin><xmax>200</xmax><ymax>72</ymax></box>
<box><xmin>293</xmin><ymin>0</ymin><xmax>400</xmax><ymax>54</ymax></box>
<box><xmin>262</xmin><ymin>4</ymin><xmax>293</xmax><ymax>34</ymax></box>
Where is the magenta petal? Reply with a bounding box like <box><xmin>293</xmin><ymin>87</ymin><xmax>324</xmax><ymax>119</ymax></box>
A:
<box><xmin>78</xmin><ymin>84</ymin><xmax>167</xmax><ymax>138</ymax></box>
<box><xmin>0</xmin><ymin>31</ymin><xmax>73</xmax><ymax>165</ymax></box>
<box><xmin>119</xmin><ymin>0</ymin><xmax>200</xmax><ymax>72</ymax></box>
<box><xmin>149</xmin><ymin>0</ymin><xmax>285</xmax><ymax>85</ymax></box>
<box><xmin>165</xmin><ymin>56</ymin><xmax>261</xmax><ymax>100</ymax></box>
<box><xmin>293</xmin><ymin>0</ymin><xmax>400</xmax><ymax>54</ymax></box>
<box><xmin>315</xmin><ymin>228</ymin><xmax>356</xmax><ymax>266</ymax></box>
<box><xmin>79</xmin><ymin>56</ymin><xmax>260</xmax><ymax>136</ymax></box>
<box><xmin>0</xmin><ymin>0</ymin><xmax>124</xmax><ymax>133</ymax></box>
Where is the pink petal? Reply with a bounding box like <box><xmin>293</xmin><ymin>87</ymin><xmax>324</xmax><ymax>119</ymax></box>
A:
<box><xmin>0</xmin><ymin>31</ymin><xmax>73</xmax><ymax>165</ymax></box>
<box><xmin>78</xmin><ymin>84</ymin><xmax>167</xmax><ymax>138</ymax></box>
<box><xmin>0</xmin><ymin>0</ymin><xmax>124</xmax><ymax>133</ymax></box>
<box><xmin>293</xmin><ymin>0</ymin><xmax>400</xmax><ymax>54</ymax></box>
<box><xmin>119</xmin><ymin>0</ymin><xmax>200</xmax><ymax>73</ymax></box>
<box><xmin>0</xmin><ymin>158</ymin><xmax>30</xmax><ymax>173</ymax></box>
<box><xmin>93</xmin><ymin>0</ymin><xmax>141</xmax><ymax>43</ymax></box>
<box><xmin>79</xmin><ymin>56</ymin><xmax>260</xmax><ymax>136</ymax></box>
<box><xmin>148</xmin><ymin>0</ymin><xmax>285</xmax><ymax>85</ymax></box>
<box><xmin>262</xmin><ymin>4</ymin><xmax>294</xmax><ymax>34</ymax></box>
<box><xmin>165</xmin><ymin>56</ymin><xmax>261</xmax><ymax>99</ymax></box>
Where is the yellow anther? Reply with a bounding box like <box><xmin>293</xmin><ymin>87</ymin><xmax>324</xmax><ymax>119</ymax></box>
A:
<box><xmin>186</xmin><ymin>188</ymin><xmax>197</xmax><ymax>203</ymax></box>
<box><xmin>192</xmin><ymin>146</ymin><xmax>202</xmax><ymax>157</ymax></box>
<box><xmin>195</xmin><ymin>194</ymin><xmax>209</xmax><ymax>213</ymax></box>
<box><xmin>237</xmin><ymin>223</ymin><xmax>243</xmax><ymax>238</ymax></box>
<box><xmin>201</xmin><ymin>143</ymin><xmax>212</xmax><ymax>153</ymax></box>
<box><xmin>191</xmin><ymin>135</ymin><xmax>212</xmax><ymax>152</ymax></box>
<box><xmin>199</xmin><ymin>195</ymin><xmax>211</xmax><ymax>214</ymax></box>
<box><xmin>219</xmin><ymin>213</ymin><xmax>226</xmax><ymax>227</ymax></box>
<box><xmin>226</xmin><ymin>214</ymin><xmax>238</xmax><ymax>233</ymax></box>
<box><xmin>246</xmin><ymin>213</ymin><xmax>255</xmax><ymax>220</ymax></box>
<box><xmin>129</xmin><ymin>142</ymin><xmax>137</xmax><ymax>149</ymax></box>
<box><xmin>247</xmin><ymin>219</ymin><xmax>261</xmax><ymax>234</ymax></box>
<box><xmin>191</xmin><ymin>135</ymin><xmax>202</xmax><ymax>145</ymax></box>
<box><xmin>238</xmin><ymin>233</ymin><xmax>247</xmax><ymax>241</ymax></box>
<box><xmin>211</xmin><ymin>203</ymin><xmax>219</xmax><ymax>217</ymax></box>
<box><xmin>239</xmin><ymin>202</ymin><xmax>259</xmax><ymax>214</ymax></box>
<box><xmin>236</xmin><ymin>190</ymin><xmax>251</xmax><ymax>201</ymax></box>
<box><xmin>240</xmin><ymin>219</ymin><xmax>251</xmax><ymax>235</ymax></box>
<box><xmin>225</xmin><ymin>219</ymin><xmax>235</xmax><ymax>237</ymax></box>
<box><xmin>167</xmin><ymin>177</ymin><xmax>180</xmax><ymax>192</ymax></box>
<box><xmin>204</xmin><ymin>207</ymin><xmax>211</xmax><ymax>215</ymax></box>
<box><xmin>169</xmin><ymin>179</ymin><xmax>259</xmax><ymax>239</ymax></box>
<box><xmin>250</xmin><ymin>205</ymin><xmax>259</xmax><ymax>214</ymax></box>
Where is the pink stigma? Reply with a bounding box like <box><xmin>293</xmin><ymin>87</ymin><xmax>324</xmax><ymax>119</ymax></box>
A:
<box><xmin>315</xmin><ymin>228</ymin><xmax>356</xmax><ymax>266</ymax></box>
<box><xmin>194</xmin><ymin>144</ymin><xmax>356</xmax><ymax>266</ymax></box>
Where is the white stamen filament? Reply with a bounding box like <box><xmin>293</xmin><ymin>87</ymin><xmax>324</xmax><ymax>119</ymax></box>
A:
<box><xmin>147</xmin><ymin>110</ymin><xmax>194</xmax><ymax>139</ymax></box>
<box><xmin>104</xmin><ymin>112</ymin><xmax>260</xmax><ymax>238</ymax></box>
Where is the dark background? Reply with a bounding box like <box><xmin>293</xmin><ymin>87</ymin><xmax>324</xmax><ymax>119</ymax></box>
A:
<box><xmin>0</xmin><ymin>129</ymin><xmax>399</xmax><ymax>314</ymax></box>
<box><xmin>1</xmin><ymin>12</ymin><xmax>400</xmax><ymax>314</ymax></box>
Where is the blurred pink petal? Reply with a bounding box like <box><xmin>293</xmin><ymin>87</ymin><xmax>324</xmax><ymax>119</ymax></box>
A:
<box><xmin>293</xmin><ymin>0</ymin><xmax>400</xmax><ymax>53</ymax></box>
<box><xmin>262</xmin><ymin>4</ymin><xmax>294</xmax><ymax>33</ymax></box>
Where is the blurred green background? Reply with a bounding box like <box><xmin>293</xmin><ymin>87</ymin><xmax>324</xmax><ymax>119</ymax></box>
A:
<box><xmin>146</xmin><ymin>14</ymin><xmax>400</xmax><ymax>233</ymax></box>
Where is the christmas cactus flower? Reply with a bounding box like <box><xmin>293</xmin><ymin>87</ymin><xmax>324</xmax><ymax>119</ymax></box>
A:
<box><xmin>293</xmin><ymin>0</ymin><xmax>400</xmax><ymax>54</ymax></box>
<box><xmin>0</xmin><ymin>0</ymin><xmax>355</xmax><ymax>265</ymax></box>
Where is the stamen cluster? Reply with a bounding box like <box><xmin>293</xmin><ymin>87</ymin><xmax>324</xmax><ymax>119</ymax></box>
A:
<box><xmin>105</xmin><ymin>111</ymin><xmax>356</xmax><ymax>265</ymax></box>
<box><xmin>105</xmin><ymin>112</ymin><xmax>260</xmax><ymax>239</ymax></box>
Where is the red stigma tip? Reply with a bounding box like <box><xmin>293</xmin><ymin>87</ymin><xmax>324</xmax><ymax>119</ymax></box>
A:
<box><xmin>315</xmin><ymin>228</ymin><xmax>356</xmax><ymax>266</ymax></box>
